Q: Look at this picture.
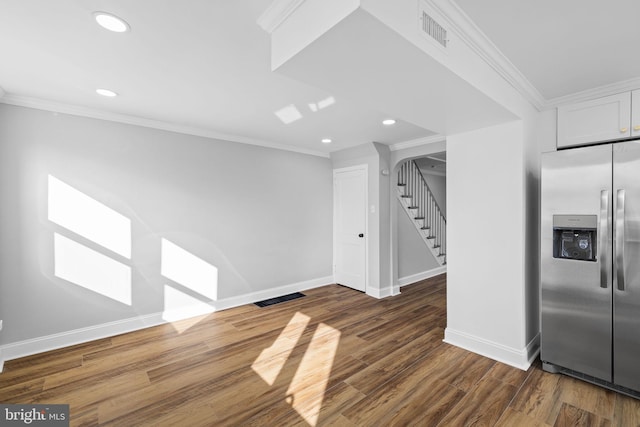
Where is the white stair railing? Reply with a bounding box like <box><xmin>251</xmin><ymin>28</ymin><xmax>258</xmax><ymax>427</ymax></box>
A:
<box><xmin>398</xmin><ymin>160</ymin><xmax>446</xmax><ymax>265</ymax></box>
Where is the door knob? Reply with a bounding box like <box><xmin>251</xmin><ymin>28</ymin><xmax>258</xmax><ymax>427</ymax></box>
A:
<box><xmin>358</xmin><ymin>233</ymin><xmax>364</xmax><ymax>238</ymax></box>
<box><xmin>621</xmin><ymin>127</ymin><xmax>629</xmax><ymax>133</ymax></box>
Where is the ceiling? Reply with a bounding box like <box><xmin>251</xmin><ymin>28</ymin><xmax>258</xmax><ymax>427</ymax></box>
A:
<box><xmin>0</xmin><ymin>0</ymin><xmax>638</xmax><ymax>155</ymax></box>
<box><xmin>0</xmin><ymin>0</ymin><xmax>435</xmax><ymax>156</ymax></box>
<box><xmin>415</xmin><ymin>152</ymin><xmax>446</xmax><ymax>176</ymax></box>
<box><xmin>454</xmin><ymin>0</ymin><xmax>640</xmax><ymax>101</ymax></box>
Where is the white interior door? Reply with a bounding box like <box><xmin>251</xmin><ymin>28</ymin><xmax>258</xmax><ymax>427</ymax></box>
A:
<box><xmin>333</xmin><ymin>166</ymin><xmax>367</xmax><ymax>292</ymax></box>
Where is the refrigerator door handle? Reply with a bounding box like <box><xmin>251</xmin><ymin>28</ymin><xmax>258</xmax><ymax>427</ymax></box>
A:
<box><xmin>600</xmin><ymin>190</ymin><xmax>609</xmax><ymax>288</ymax></box>
<box><xmin>616</xmin><ymin>189</ymin><xmax>626</xmax><ymax>291</ymax></box>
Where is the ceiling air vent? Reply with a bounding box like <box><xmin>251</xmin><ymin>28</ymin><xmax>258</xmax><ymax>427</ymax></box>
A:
<box><xmin>421</xmin><ymin>11</ymin><xmax>447</xmax><ymax>48</ymax></box>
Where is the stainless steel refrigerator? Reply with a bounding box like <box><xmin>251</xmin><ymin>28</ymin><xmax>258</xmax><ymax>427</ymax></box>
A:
<box><xmin>541</xmin><ymin>140</ymin><xmax>640</xmax><ymax>396</ymax></box>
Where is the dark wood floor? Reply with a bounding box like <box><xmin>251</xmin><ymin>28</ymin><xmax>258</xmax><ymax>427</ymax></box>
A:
<box><xmin>2</xmin><ymin>274</ymin><xmax>640</xmax><ymax>426</ymax></box>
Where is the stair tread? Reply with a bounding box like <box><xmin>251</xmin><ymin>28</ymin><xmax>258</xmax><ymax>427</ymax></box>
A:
<box><xmin>398</xmin><ymin>167</ymin><xmax>445</xmax><ymax>266</ymax></box>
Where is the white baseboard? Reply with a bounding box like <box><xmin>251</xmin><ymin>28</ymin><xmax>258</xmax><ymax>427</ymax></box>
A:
<box><xmin>398</xmin><ymin>266</ymin><xmax>447</xmax><ymax>288</ymax></box>
<box><xmin>214</xmin><ymin>276</ymin><xmax>332</xmax><ymax>311</ymax></box>
<box><xmin>526</xmin><ymin>333</ymin><xmax>541</xmax><ymax>365</ymax></box>
<box><xmin>0</xmin><ymin>313</ymin><xmax>168</xmax><ymax>369</ymax></box>
<box><xmin>367</xmin><ymin>285</ymin><xmax>399</xmax><ymax>299</ymax></box>
<box><xmin>444</xmin><ymin>328</ymin><xmax>540</xmax><ymax>371</ymax></box>
<box><xmin>0</xmin><ymin>276</ymin><xmax>333</xmax><ymax>370</ymax></box>
<box><xmin>366</xmin><ymin>266</ymin><xmax>448</xmax><ymax>299</ymax></box>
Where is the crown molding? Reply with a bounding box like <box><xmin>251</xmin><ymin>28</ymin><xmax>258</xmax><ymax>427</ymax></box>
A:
<box><xmin>425</xmin><ymin>0</ymin><xmax>546</xmax><ymax>111</ymax></box>
<box><xmin>0</xmin><ymin>94</ymin><xmax>330</xmax><ymax>158</ymax></box>
<box><xmin>390</xmin><ymin>134</ymin><xmax>445</xmax><ymax>152</ymax></box>
<box><xmin>546</xmin><ymin>76</ymin><xmax>640</xmax><ymax>108</ymax></box>
<box><xmin>257</xmin><ymin>0</ymin><xmax>306</xmax><ymax>33</ymax></box>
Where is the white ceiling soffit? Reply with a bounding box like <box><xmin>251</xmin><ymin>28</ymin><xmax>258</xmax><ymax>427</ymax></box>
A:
<box><xmin>273</xmin><ymin>8</ymin><xmax>516</xmax><ymax>137</ymax></box>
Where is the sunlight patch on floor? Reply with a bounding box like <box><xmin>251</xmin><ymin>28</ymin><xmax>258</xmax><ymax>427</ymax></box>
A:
<box><xmin>251</xmin><ymin>312</ymin><xmax>310</xmax><ymax>386</ymax></box>
<box><xmin>286</xmin><ymin>323</ymin><xmax>341</xmax><ymax>426</ymax></box>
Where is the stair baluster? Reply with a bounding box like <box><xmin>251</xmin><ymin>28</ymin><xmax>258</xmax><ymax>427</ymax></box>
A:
<box><xmin>397</xmin><ymin>160</ymin><xmax>446</xmax><ymax>265</ymax></box>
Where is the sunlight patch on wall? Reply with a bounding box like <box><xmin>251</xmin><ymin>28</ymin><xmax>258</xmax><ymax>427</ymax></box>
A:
<box><xmin>162</xmin><ymin>285</ymin><xmax>215</xmax><ymax>332</ymax></box>
<box><xmin>286</xmin><ymin>323</ymin><xmax>341</xmax><ymax>426</ymax></box>
<box><xmin>276</xmin><ymin>95</ymin><xmax>336</xmax><ymax>125</ymax></box>
<box><xmin>54</xmin><ymin>233</ymin><xmax>132</xmax><ymax>305</ymax></box>
<box><xmin>48</xmin><ymin>175</ymin><xmax>131</xmax><ymax>258</ymax></box>
<box><xmin>308</xmin><ymin>96</ymin><xmax>336</xmax><ymax>112</ymax></box>
<box><xmin>161</xmin><ymin>239</ymin><xmax>218</xmax><ymax>301</ymax></box>
<box><xmin>274</xmin><ymin>104</ymin><xmax>303</xmax><ymax>124</ymax></box>
<box><xmin>251</xmin><ymin>312</ymin><xmax>311</xmax><ymax>386</ymax></box>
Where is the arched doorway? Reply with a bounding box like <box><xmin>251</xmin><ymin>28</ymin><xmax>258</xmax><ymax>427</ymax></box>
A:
<box><xmin>390</xmin><ymin>142</ymin><xmax>447</xmax><ymax>295</ymax></box>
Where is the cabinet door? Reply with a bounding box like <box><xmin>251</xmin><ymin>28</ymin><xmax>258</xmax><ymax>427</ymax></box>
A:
<box><xmin>632</xmin><ymin>90</ymin><xmax>640</xmax><ymax>138</ymax></box>
<box><xmin>558</xmin><ymin>92</ymin><xmax>631</xmax><ymax>148</ymax></box>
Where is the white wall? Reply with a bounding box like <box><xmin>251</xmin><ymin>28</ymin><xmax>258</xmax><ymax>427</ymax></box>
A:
<box><xmin>537</xmin><ymin>109</ymin><xmax>558</xmax><ymax>154</ymax></box>
<box><xmin>445</xmin><ymin>120</ymin><xmax>535</xmax><ymax>368</ymax></box>
<box><xmin>0</xmin><ymin>104</ymin><xmax>333</xmax><ymax>358</ymax></box>
<box><xmin>397</xmin><ymin>201</ymin><xmax>440</xmax><ymax>279</ymax></box>
<box><xmin>373</xmin><ymin>143</ymin><xmax>392</xmax><ymax>294</ymax></box>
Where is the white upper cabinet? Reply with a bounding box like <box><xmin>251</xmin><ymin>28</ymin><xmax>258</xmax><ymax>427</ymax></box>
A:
<box><xmin>632</xmin><ymin>90</ymin><xmax>640</xmax><ymax>138</ymax></box>
<box><xmin>557</xmin><ymin>92</ymin><xmax>631</xmax><ymax>148</ymax></box>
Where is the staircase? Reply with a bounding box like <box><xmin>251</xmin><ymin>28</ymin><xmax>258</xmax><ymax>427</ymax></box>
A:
<box><xmin>397</xmin><ymin>160</ymin><xmax>446</xmax><ymax>266</ymax></box>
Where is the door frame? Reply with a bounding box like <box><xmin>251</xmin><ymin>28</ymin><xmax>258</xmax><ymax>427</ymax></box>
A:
<box><xmin>333</xmin><ymin>164</ymin><xmax>369</xmax><ymax>294</ymax></box>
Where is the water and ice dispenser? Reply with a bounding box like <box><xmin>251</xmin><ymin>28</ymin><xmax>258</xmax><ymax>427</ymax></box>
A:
<box><xmin>552</xmin><ymin>215</ymin><xmax>597</xmax><ymax>262</ymax></box>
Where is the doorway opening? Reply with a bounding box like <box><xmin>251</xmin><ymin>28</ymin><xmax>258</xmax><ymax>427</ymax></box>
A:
<box><xmin>394</xmin><ymin>151</ymin><xmax>447</xmax><ymax>291</ymax></box>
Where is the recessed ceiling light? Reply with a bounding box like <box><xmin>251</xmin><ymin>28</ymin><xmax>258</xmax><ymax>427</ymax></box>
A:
<box><xmin>382</xmin><ymin>119</ymin><xmax>396</xmax><ymax>126</ymax></box>
<box><xmin>321</xmin><ymin>138</ymin><xmax>332</xmax><ymax>144</ymax></box>
<box><xmin>96</xmin><ymin>88</ymin><xmax>118</xmax><ymax>97</ymax></box>
<box><xmin>93</xmin><ymin>12</ymin><xmax>130</xmax><ymax>33</ymax></box>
